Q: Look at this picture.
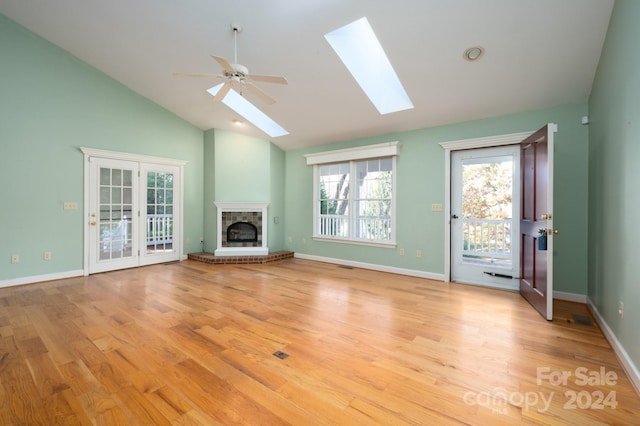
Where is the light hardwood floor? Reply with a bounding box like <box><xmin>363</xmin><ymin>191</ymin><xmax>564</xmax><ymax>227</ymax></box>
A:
<box><xmin>0</xmin><ymin>258</ymin><xmax>638</xmax><ymax>425</ymax></box>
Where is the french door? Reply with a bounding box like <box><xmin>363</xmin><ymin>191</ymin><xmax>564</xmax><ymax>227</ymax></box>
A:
<box><xmin>451</xmin><ymin>145</ymin><xmax>521</xmax><ymax>289</ymax></box>
<box><xmin>87</xmin><ymin>156</ymin><xmax>181</xmax><ymax>274</ymax></box>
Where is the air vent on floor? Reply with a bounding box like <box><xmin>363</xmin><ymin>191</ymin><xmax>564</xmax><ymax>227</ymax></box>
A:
<box><xmin>338</xmin><ymin>265</ymin><xmax>353</xmax><ymax>269</ymax></box>
<box><xmin>273</xmin><ymin>351</ymin><xmax>289</xmax><ymax>359</ymax></box>
<box><xmin>572</xmin><ymin>314</ymin><xmax>594</xmax><ymax>326</ymax></box>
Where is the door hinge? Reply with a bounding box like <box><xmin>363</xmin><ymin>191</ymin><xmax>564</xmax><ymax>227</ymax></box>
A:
<box><xmin>138</xmin><ymin>250</ymin><xmax>140</xmax><ymax>256</ymax></box>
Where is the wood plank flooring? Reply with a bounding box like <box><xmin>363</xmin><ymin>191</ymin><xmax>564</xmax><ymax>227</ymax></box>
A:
<box><xmin>0</xmin><ymin>258</ymin><xmax>638</xmax><ymax>425</ymax></box>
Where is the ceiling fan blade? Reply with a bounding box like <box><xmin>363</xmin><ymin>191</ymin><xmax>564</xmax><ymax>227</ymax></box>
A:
<box><xmin>244</xmin><ymin>82</ymin><xmax>276</xmax><ymax>105</ymax></box>
<box><xmin>247</xmin><ymin>74</ymin><xmax>288</xmax><ymax>85</ymax></box>
<box><xmin>212</xmin><ymin>55</ymin><xmax>235</xmax><ymax>74</ymax></box>
<box><xmin>173</xmin><ymin>72</ymin><xmax>223</xmax><ymax>78</ymax></box>
<box><xmin>214</xmin><ymin>81</ymin><xmax>233</xmax><ymax>102</ymax></box>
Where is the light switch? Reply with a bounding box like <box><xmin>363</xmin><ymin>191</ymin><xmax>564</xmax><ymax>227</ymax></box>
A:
<box><xmin>63</xmin><ymin>202</ymin><xmax>78</xmax><ymax>210</ymax></box>
<box><xmin>431</xmin><ymin>203</ymin><xmax>443</xmax><ymax>212</ymax></box>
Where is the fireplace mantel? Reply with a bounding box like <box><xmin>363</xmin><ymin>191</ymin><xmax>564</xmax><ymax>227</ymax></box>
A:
<box><xmin>214</xmin><ymin>202</ymin><xmax>269</xmax><ymax>256</ymax></box>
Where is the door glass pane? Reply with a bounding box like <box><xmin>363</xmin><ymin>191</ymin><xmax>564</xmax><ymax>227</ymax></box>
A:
<box><xmin>461</xmin><ymin>156</ymin><xmax>513</xmax><ymax>266</ymax></box>
<box><xmin>123</xmin><ymin>170</ymin><xmax>132</xmax><ymax>187</ymax></box>
<box><xmin>112</xmin><ymin>169</ymin><xmax>122</xmax><ymax>186</ymax></box>
<box><xmin>146</xmin><ymin>170</ymin><xmax>175</xmax><ymax>255</ymax></box>
<box><xmin>112</xmin><ymin>188</ymin><xmax>121</xmax><ymax>204</ymax></box>
<box><xmin>99</xmin><ymin>166</ymin><xmax>134</xmax><ymax>262</ymax></box>
<box><xmin>100</xmin><ymin>168</ymin><xmax>110</xmax><ymax>185</ymax></box>
<box><xmin>123</xmin><ymin>187</ymin><xmax>132</xmax><ymax>204</ymax></box>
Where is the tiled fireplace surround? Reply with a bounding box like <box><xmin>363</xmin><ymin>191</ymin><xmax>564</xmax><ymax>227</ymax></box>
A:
<box><xmin>214</xmin><ymin>202</ymin><xmax>269</xmax><ymax>256</ymax></box>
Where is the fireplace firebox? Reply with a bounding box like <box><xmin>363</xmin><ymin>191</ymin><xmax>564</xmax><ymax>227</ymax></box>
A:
<box><xmin>227</xmin><ymin>222</ymin><xmax>258</xmax><ymax>243</ymax></box>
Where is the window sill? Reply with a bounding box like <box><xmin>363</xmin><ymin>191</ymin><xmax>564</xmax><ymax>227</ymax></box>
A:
<box><xmin>312</xmin><ymin>236</ymin><xmax>396</xmax><ymax>249</ymax></box>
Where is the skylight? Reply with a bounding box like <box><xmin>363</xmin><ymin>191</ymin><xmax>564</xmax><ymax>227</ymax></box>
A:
<box><xmin>324</xmin><ymin>17</ymin><xmax>413</xmax><ymax>115</ymax></box>
<box><xmin>207</xmin><ymin>84</ymin><xmax>289</xmax><ymax>138</ymax></box>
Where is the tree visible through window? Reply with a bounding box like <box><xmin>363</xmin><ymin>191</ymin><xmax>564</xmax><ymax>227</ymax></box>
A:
<box><xmin>317</xmin><ymin>158</ymin><xmax>393</xmax><ymax>243</ymax></box>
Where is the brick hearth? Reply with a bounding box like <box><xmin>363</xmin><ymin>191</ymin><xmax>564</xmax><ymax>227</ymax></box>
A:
<box><xmin>188</xmin><ymin>251</ymin><xmax>294</xmax><ymax>265</ymax></box>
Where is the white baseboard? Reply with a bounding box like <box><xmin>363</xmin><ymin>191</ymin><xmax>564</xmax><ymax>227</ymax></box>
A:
<box><xmin>0</xmin><ymin>269</ymin><xmax>84</xmax><ymax>289</ymax></box>
<box><xmin>293</xmin><ymin>253</ymin><xmax>445</xmax><ymax>281</ymax></box>
<box><xmin>553</xmin><ymin>291</ymin><xmax>587</xmax><ymax>303</ymax></box>
<box><xmin>587</xmin><ymin>297</ymin><xmax>640</xmax><ymax>397</ymax></box>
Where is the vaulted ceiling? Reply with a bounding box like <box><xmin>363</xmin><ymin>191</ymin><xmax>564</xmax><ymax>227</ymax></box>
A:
<box><xmin>0</xmin><ymin>0</ymin><xmax>614</xmax><ymax>150</ymax></box>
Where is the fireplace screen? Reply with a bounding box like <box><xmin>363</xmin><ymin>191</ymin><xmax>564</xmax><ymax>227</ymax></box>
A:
<box><xmin>227</xmin><ymin>221</ymin><xmax>258</xmax><ymax>243</ymax></box>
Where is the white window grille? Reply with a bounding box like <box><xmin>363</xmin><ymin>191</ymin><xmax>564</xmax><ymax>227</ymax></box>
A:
<box><xmin>307</xmin><ymin>142</ymin><xmax>398</xmax><ymax>246</ymax></box>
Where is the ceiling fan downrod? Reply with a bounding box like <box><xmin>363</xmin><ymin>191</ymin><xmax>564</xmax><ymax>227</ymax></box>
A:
<box><xmin>230</xmin><ymin>22</ymin><xmax>243</xmax><ymax>66</ymax></box>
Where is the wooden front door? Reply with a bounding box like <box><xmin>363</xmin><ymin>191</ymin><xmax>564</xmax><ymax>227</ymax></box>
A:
<box><xmin>519</xmin><ymin>124</ymin><xmax>556</xmax><ymax>320</ymax></box>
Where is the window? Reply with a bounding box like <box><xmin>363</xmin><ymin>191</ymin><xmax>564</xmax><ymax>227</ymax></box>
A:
<box><xmin>307</xmin><ymin>142</ymin><xmax>398</xmax><ymax>246</ymax></box>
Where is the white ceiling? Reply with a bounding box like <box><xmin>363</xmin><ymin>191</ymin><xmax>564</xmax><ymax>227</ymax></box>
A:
<box><xmin>0</xmin><ymin>0</ymin><xmax>614</xmax><ymax>151</ymax></box>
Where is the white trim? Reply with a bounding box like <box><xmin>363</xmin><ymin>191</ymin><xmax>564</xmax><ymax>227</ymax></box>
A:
<box><xmin>80</xmin><ymin>147</ymin><xmax>187</xmax><ymax>166</ymax></box>
<box><xmin>215</xmin><ymin>248</ymin><xmax>269</xmax><ymax>256</ymax></box>
<box><xmin>439</xmin><ymin>131</ymin><xmax>533</xmax><ymax>151</ymax></box>
<box><xmin>312</xmin><ymin>236</ymin><xmax>396</xmax><ymax>248</ymax></box>
<box><xmin>0</xmin><ymin>270</ymin><xmax>84</xmax><ymax>289</ymax></box>
<box><xmin>294</xmin><ymin>253</ymin><xmax>445</xmax><ymax>281</ymax></box>
<box><xmin>545</xmin><ymin>123</ymin><xmax>557</xmax><ymax>320</ymax></box>
<box><xmin>311</xmin><ymin>155</ymin><xmax>396</xmax><ymax>245</ymax></box>
<box><xmin>587</xmin><ymin>298</ymin><xmax>640</xmax><ymax>396</ymax></box>
<box><xmin>81</xmin><ymin>148</ymin><xmax>186</xmax><ymax>275</ymax></box>
<box><xmin>214</xmin><ymin>202</ymin><xmax>269</xmax><ymax>257</ymax></box>
<box><xmin>214</xmin><ymin>202</ymin><xmax>270</xmax><ymax>210</ymax></box>
<box><xmin>305</xmin><ymin>141</ymin><xmax>400</xmax><ymax>165</ymax></box>
<box><xmin>440</xmin><ymin>130</ymin><xmax>534</xmax><ymax>282</ymax></box>
<box><xmin>553</xmin><ymin>291</ymin><xmax>588</xmax><ymax>303</ymax></box>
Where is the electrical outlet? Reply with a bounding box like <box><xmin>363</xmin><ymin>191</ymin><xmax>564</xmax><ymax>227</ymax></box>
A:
<box><xmin>43</xmin><ymin>251</ymin><xmax>52</xmax><ymax>261</ymax></box>
<box><xmin>287</xmin><ymin>236</ymin><xmax>293</xmax><ymax>243</ymax></box>
<box><xmin>11</xmin><ymin>255</ymin><xmax>19</xmax><ymax>264</ymax></box>
<box><xmin>399</xmin><ymin>248</ymin><xmax>405</xmax><ymax>256</ymax></box>
<box><xmin>185</xmin><ymin>238</ymin><xmax>191</xmax><ymax>245</ymax></box>
<box><xmin>618</xmin><ymin>301</ymin><xmax>624</xmax><ymax>319</ymax></box>
<box><xmin>302</xmin><ymin>238</ymin><xmax>307</xmax><ymax>245</ymax></box>
<box><xmin>63</xmin><ymin>202</ymin><xmax>78</xmax><ymax>210</ymax></box>
<box><xmin>416</xmin><ymin>249</ymin><xmax>422</xmax><ymax>258</ymax></box>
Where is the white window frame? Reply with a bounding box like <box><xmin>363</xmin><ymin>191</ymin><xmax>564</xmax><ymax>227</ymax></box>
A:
<box><xmin>305</xmin><ymin>142</ymin><xmax>399</xmax><ymax>247</ymax></box>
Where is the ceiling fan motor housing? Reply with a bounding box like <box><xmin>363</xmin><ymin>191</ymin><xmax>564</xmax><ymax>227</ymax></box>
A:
<box><xmin>227</xmin><ymin>63</ymin><xmax>249</xmax><ymax>78</ymax></box>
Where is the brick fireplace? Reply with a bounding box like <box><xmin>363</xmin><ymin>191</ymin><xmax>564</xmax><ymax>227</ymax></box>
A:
<box><xmin>214</xmin><ymin>202</ymin><xmax>269</xmax><ymax>256</ymax></box>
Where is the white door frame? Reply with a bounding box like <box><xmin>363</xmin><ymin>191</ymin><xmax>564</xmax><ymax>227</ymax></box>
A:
<box><xmin>450</xmin><ymin>145</ymin><xmax>521</xmax><ymax>289</ymax></box>
<box><xmin>80</xmin><ymin>147</ymin><xmax>187</xmax><ymax>276</ymax></box>
<box><xmin>439</xmin><ymin>131</ymin><xmax>534</xmax><ymax>283</ymax></box>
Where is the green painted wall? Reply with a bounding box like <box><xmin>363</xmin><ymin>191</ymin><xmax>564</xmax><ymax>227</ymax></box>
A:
<box><xmin>203</xmin><ymin>129</ymin><xmax>216</xmax><ymax>252</ymax></box>
<box><xmin>205</xmin><ymin>128</ymin><xmax>286</xmax><ymax>252</ymax></box>
<box><xmin>285</xmin><ymin>103</ymin><xmax>589</xmax><ymax>294</ymax></box>
<box><xmin>213</xmin><ymin>130</ymin><xmax>270</xmax><ymax>201</ymax></box>
<box><xmin>269</xmin><ymin>143</ymin><xmax>286</xmax><ymax>251</ymax></box>
<box><xmin>588</xmin><ymin>0</ymin><xmax>640</xmax><ymax>369</ymax></box>
<box><xmin>0</xmin><ymin>14</ymin><xmax>204</xmax><ymax>281</ymax></box>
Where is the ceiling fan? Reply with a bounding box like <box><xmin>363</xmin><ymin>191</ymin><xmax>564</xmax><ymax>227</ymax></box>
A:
<box><xmin>174</xmin><ymin>22</ymin><xmax>287</xmax><ymax>105</ymax></box>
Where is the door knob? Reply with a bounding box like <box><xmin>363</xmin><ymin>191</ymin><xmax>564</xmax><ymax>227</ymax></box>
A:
<box><xmin>451</xmin><ymin>214</ymin><xmax>459</xmax><ymax>219</ymax></box>
<box><xmin>553</xmin><ymin>229</ymin><xmax>559</xmax><ymax>235</ymax></box>
<box><xmin>90</xmin><ymin>221</ymin><xmax>96</xmax><ymax>226</ymax></box>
